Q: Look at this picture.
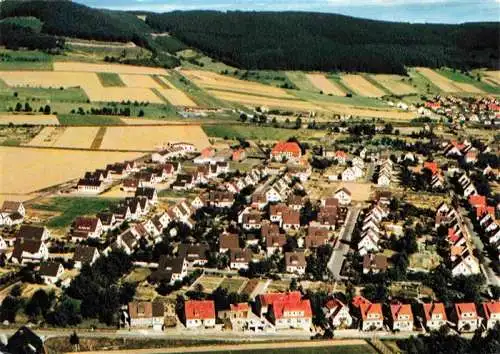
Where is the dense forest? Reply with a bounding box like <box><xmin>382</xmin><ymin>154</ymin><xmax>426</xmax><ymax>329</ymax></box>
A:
<box><xmin>0</xmin><ymin>1</ymin><xmax>151</xmax><ymax>47</ymax></box>
<box><xmin>146</xmin><ymin>11</ymin><xmax>500</xmax><ymax>74</ymax></box>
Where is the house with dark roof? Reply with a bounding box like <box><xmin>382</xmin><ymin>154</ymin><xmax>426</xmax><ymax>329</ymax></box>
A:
<box><xmin>362</xmin><ymin>254</ymin><xmax>388</xmax><ymax>274</ymax></box>
<box><xmin>178</xmin><ymin>244</ymin><xmax>209</xmax><ymax>266</ymax></box>
<box><xmin>7</xmin><ymin>326</ymin><xmax>45</xmax><ymax>354</ymax></box>
<box><xmin>0</xmin><ymin>201</ymin><xmax>25</xmax><ymax>227</ymax></box>
<box><xmin>97</xmin><ymin>212</ymin><xmax>117</xmax><ymax>232</ymax></box>
<box><xmin>77</xmin><ymin>178</ymin><xmax>103</xmax><ymax>194</ymax></box>
<box><xmin>16</xmin><ymin>225</ymin><xmax>49</xmax><ymax>242</ymax></box>
<box><xmin>70</xmin><ymin>217</ymin><xmax>103</xmax><ymax>242</ymax></box>
<box><xmin>219</xmin><ymin>233</ymin><xmax>240</xmax><ymax>253</ymax></box>
<box><xmin>73</xmin><ymin>245</ymin><xmax>100</xmax><ymax>269</ymax></box>
<box><xmin>128</xmin><ymin>301</ymin><xmax>165</xmax><ymax>330</ymax></box>
<box><xmin>285</xmin><ymin>251</ymin><xmax>306</xmax><ymax>275</ymax></box>
<box><xmin>11</xmin><ymin>238</ymin><xmax>48</xmax><ymax>264</ymax></box>
<box><xmin>149</xmin><ymin>256</ymin><xmax>188</xmax><ymax>285</ymax></box>
<box><xmin>135</xmin><ymin>187</ymin><xmax>158</xmax><ymax>205</ymax></box>
<box><xmin>39</xmin><ymin>262</ymin><xmax>64</xmax><ymax>285</ymax></box>
<box><xmin>230</xmin><ymin>248</ymin><xmax>252</xmax><ymax>270</ymax></box>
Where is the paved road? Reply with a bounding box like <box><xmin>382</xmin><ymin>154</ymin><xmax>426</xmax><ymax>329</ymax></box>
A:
<box><xmin>328</xmin><ymin>206</ymin><xmax>361</xmax><ymax>280</ymax></box>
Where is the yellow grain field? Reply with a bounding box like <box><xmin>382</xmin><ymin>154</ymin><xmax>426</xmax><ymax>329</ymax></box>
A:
<box><xmin>53</xmin><ymin>61</ymin><xmax>168</xmax><ymax>75</ymax></box>
<box><xmin>83</xmin><ymin>87</ymin><xmax>164</xmax><ymax>103</ymax></box>
<box><xmin>0</xmin><ymin>146</ymin><xmax>142</xmax><ymax>194</ymax></box>
<box><xmin>371</xmin><ymin>74</ymin><xmax>417</xmax><ymax>95</ymax></box>
<box><xmin>0</xmin><ymin>114</ymin><xmax>59</xmax><ymax>125</ymax></box>
<box><xmin>99</xmin><ymin>125</ymin><xmax>210</xmax><ymax>151</ymax></box>
<box><xmin>416</xmin><ymin>68</ymin><xmax>461</xmax><ymax>92</ymax></box>
<box><xmin>119</xmin><ymin>74</ymin><xmax>162</xmax><ymax>89</ymax></box>
<box><xmin>305</xmin><ymin>74</ymin><xmax>345</xmax><ymax>96</ymax></box>
<box><xmin>0</xmin><ymin>71</ymin><xmax>101</xmax><ymax>88</ymax></box>
<box><xmin>341</xmin><ymin>74</ymin><xmax>385</xmax><ymax>97</ymax></box>
<box><xmin>157</xmin><ymin>88</ymin><xmax>197</xmax><ymax>107</ymax></box>
<box><xmin>483</xmin><ymin>71</ymin><xmax>500</xmax><ymax>86</ymax></box>
<box><xmin>207</xmin><ymin>89</ymin><xmax>321</xmax><ymax>111</ymax></box>
<box><xmin>182</xmin><ymin>69</ymin><xmax>294</xmax><ymax>98</ymax></box>
<box><xmin>27</xmin><ymin>127</ymin><xmax>99</xmax><ymax>149</ymax></box>
<box><xmin>312</xmin><ymin>101</ymin><xmax>415</xmax><ymax>120</ymax></box>
<box><xmin>453</xmin><ymin>83</ymin><xmax>484</xmax><ymax>93</ymax></box>
<box><xmin>121</xmin><ymin>118</ymin><xmax>178</xmax><ymax>125</ymax></box>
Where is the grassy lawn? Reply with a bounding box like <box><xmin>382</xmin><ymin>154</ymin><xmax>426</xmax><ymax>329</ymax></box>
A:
<box><xmin>58</xmin><ymin>114</ymin><xmax>125</xmax><ymax>126</ymax></box>
<box><xmin>436</xmin><ymin>68</ymin><xmax>500</xmax><ymax>94</ymax></box>
<box><xmin>195</xmin><ymin>275</ymin><xmax>224</xmax><ymax>293</ymax></box>
<box><xmin>219</xmin><ymin>277</ymin><xmax>246</xmax><ymax>293</ymax></box>
<box><xmin>203</xmin><ymin>124</ymin><xmax>317</xmax><ymax>141</ymax></box>
<box><xmin>123</xmin><ymin>267</ymin><xmax>151</xmax><ymax>283</ymax></box>
<box><xmin>97</xmin><ymin>72</ymin><xmax>125</xmax><ymax>87</ymax></box>
<box><xmin>31</xmin><ymin>196</ymin><xmax>119</xmax><ymax>228</ymax></box>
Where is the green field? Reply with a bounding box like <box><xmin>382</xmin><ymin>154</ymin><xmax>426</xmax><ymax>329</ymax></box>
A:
<box><xmin>436</xmin><ymin>68</ymin><xmax>500</xmax><ymax>94</ymax></box>
<box><xmin>219</xmin><ymin>277</ymin><xmax>246</xmax><ymax>293</ymax></box>
<box><xmin>293</xmin><ymin>89</ymin><xmax>387</xmax><ymax>108</ymax></box>
<box><xmin>97</xmin><ymin>72</ymin><xmax>125</xmax><ymax>87</ymax></box>
<box><xmin>169</xmin><ymin>345</ymin><xmax>376</xmax><ymax>354</ymax></box>
<box><xmin>0</xmin><ymin>50</ymin><xmax>53</xmax><ymax>71</ymax></box>
<box><xmin>169</xmin><ymin>70</ymin><xmax>228</xmax><ymax>108</ymax></box>
<box><xmin>57</xmin><ymin>114</ymin><xmax>125</xmax><ymax>126</ymax></box>
<box><xmin>203</xmin><ymin>124</ymin><xmax>317</xmax><ymax>141</ymax></box>
<box><xmin>31</xmin><ymin>197</ymin><xmax>119</xmax><ymax>228</ymax></box>
<box><xmin>326</xmin><ymin>73</ymin><xmax>355</xmax><ymax>94</ymax></box>
<box><xmin>361</xmin><ymin>74</ymin><xmax>392</xmax><ymax>96</ymax></box>
<box><xmin>285</xmin><ymin>71</ymin><xmax>319</xmax><ymax>92</ymax></box>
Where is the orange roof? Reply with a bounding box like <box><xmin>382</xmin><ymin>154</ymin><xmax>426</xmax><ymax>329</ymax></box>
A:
<box><xmin>335</xmin><ymin>150</ymin><xmax>347</xmax><ymax>158</ymax></box>
<box><xmin>271</xmin><ymin>142</ymin><xmax>301</xmax><ymax>157</ymax></box>
<box><xmin>483</xmin><ymin>301</ymin><xmax>500</xmax><ymax>319</ymax></box>
<box><xmin>425</xmin><ymin>102</ymin><xmax>440</xmax><ymax>108</ymax></box>
<box><xmin>423</xmin><ymin>161</ymin><xmax>439</xmax><ymax>175</ymax></box>
<box><xmin>325</xmin><ymin>298</ymin><xmax>346</xmax><ymax>310</ymax></box>
<box><xmin>476</xmin><ymin>206</ymin><xmax>495</xmax><ymax>219</ymax></box>
<box><xmin>351</xmin><ymin>295</ymin><xmax>371</xmax><ymax>308</ymax></box>
<box><xmin>185</xmin><ymin>300</ymin><xmax>215</xmax><ymax>320</ymax></box>
<box><xmin>230</xmin><ymin>303</ymin><xmax>250</xmax><ymax>312</ymax></box>
<box><xmin>423</xmin><ymin>302</ymin><xmax>447</xmax><ymax>321</ymax></box>
<box><xmin>451</xmin><ymin>245</ymin><xmax>465</xmax><ymax>257</ymax></box>
<box><xmin>271</xmin><ymin>297</ymin><xmax>312</xmax><ymax>320</ymax></box>
<box><xmin>391</xmin><ymin>304</ymin><xmax>413</xmax><ymax>321</ymax></box>
<box><xmin>488</xmin><ymin>104</ymin><xmax>500</xmax><ymax>111</ymax></box>
<box><xmin>469</xmin><ymin>195</ymin><xmax>487</xmax><ymax>208</ymax></box>
<box><xmin>259</xmin><ymin>291</ymin><xmax>302</xmax><ymax>308</ymax></box>
<box><xmin>455</xmin><ymin>303</ymin><xmax>477</xmax><ymax>320</ymax></box>
<box><xmin>360</xmin><ymin>302</ymin><xmax>383</xmax><ymax>320</ymax></box>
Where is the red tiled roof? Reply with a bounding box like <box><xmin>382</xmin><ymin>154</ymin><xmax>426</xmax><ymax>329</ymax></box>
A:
<box><xmin>261</xmin><ymin>292</ymin><xmax>312</xmax><ymax>320</ymax></box>
<box><xmin>271</xmin><ymin>142</ymin><xmax>301</xmax><ymax>157</ymax></box>
<box><xmin>455</xmin><ymin>303</ymin><xmax>478</xmax><ymax>320</ymax></box>
<box><xmin>483</xmin><ymin>301</ymin><xmax>500</xmax><ymax>320</ymax></box>
<box><xmin>259</xmin><ymin>291</ymin><xmax>302</xmax><ymax>308</ymax></box>
<box><xmin>282</xmin><ymin>210</ymin><xmax>300</xmax><ymax>225</ymax></box>
<box><xmin>390</xmin><ymin>304</ymin><xmax>413</xmax><ymax>321</ymax></box>
<box><xmin>469</xmin><ymin>195</ymin><xmax>487</xmax><ymax>208</ymax></box>
<box><xmin>230</xmin><ymin>303</ymin><xmax>250</xmax><ymax>312</ymax></box>
<box><xmin>423</xmin><ymin>303</ymin><xmax>447</xmax><ymax>321</ymax></box>
<box><xmin>335</xmin><ymin>150</ymin><xmax>347</xmax><ymax>158</ymax></box>
<box><xmin>423</xmin><ymin>161</ymin><xmax>439</xmax><ymax>175</ymax></box>
<box><xmin>325</xmin><ymin>298</ymin><xmax>346</xmax><ymax>310</ymax></box>
<box><xmin>360</xmin><ymin>303</ymin><xmax>383</xmax><ymax>320</ymax></box>
<box><xmin>448</xmin><ymin>228</ymin><xmax>461</xmax><ymax>244</ymax></box>
<box><xmin>185</xmin><ymin>300</ymin><xmax>215</xmax><ymax>320</ymax></box>
<box><xmin>351</xmin><ymin>296</ymin><xmax>371</xmax><ymax>308</ymax></box>
<box><xmin>476</xmin><ymin>206</ymin><xmax>495</xmax><ymax>219</ymax></box>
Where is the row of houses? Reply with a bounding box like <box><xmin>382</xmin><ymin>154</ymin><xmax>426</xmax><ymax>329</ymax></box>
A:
<box><xmin>468</xmin><ymin>194</ymin><xmax>500</xmax><ymax>261</ymax></box>
<box><xmin>435</xmin><ymin>203</ymin><xmax>481</xmax><ymax>277</ymax></box>
<box><xmin>377</xmin><ymin>158</ymin><xmax>393</xmax><ymax>187</ymax></box>
<box><xmin>358</xmin><ymin>200</ymin><xmax>390</xmax><ymax>256</ymax></box>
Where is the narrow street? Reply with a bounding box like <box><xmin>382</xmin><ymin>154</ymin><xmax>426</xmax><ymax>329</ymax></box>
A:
<box><xmin>328</xmin><ymin>205</ymin><xmax>361</xmax><ymax>280</ymax></box>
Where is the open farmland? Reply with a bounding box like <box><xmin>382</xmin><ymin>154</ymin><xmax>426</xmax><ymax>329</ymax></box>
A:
<box><xmin>27</xmin><ymin>127</ymin><xmax>100</xmax><ymax>149</ymax></box>
<box><xmin>156</xmin><ymin>88</ymin><xmax>197</xmax><ymax>107</ymax></box>
<box><xmin>182</xmin><ymin>69</ymin><xmax>294</xmax><ymax>98</ymax></box>
<box><xmin>370</xmin><ymin>74</ymin><xmax>418</xmax><ymax>95</ymax></box>
<box><xmin>312</xmin><ymin>101</ymin><xmax>414</xmax><ymax>120</ymax></box>
<box><xmin>83</xmin><ymin>86</ymin><xmax>164</xmax><ymax>103</ymax></box>
<box><xmin>341</xmin><ymin>74</ymin><xmax>386</xmax><ymax>97</ymax></box>
<box><xmin>483</xmin><ymin>71</ymin><xmax>500</xmax><ymax>86</ymax></box>
<box><xmin>415</xmin><ymin>67</ymin><xmax>478</xmax><ymax>93</ymax></box>
<box><xmin>207</xmin><ymin>90</ymin><xmax>320</xmax><ymax>111</ymax></box>
<box><xmin>0</xmin><ymin>146</ymin><xmax>141</xmax><ymax>199</ymax></box>
<box><xmin>0</xmin><ymin>114</ymin><xmax>59</xmax><ymax>125</ymax></box>
<box><xmin>53</xmin><ymin>61</ymin><xmax>168</xmax><ymax>75</ymax></box>
<box><xmin>0</xmin><ymin>71</ymin><xmax>101</xmax><ymax>89</ymax></box>
<box><xmin>306</xmin><ymin>73</ymin><xmax>345</xmax><ymax>95</ymax></box>
<box><xmin>99</xmin><ymin>125</ymin><xmax>210</xmax><ymax>151</ymax></box>
<box><xmin>120</xmin><ymin>74</ymin><xmax>162</xmax><ymax>89</ymax></box>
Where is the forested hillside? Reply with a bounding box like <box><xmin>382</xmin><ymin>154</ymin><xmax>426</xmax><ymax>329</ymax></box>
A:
<box><xmin>146</xmin><ymin>11</ymin><xmax>500</xmax><ymax>74</ymax></box>
<box><xmin>0</xmin><ymin>1</ymin><xmax>151</xmax><ymax>46</ymax></box>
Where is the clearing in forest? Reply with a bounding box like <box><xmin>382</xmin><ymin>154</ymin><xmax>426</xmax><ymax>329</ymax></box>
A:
<box><xmin>306</xmin><ymin>73</ymin><xmax>345</xmax><ymax>96</ymax></box>
<box><xmin>341</xmin><ymin>74</ymin><xmax>386</xmax><ymax>97</ymax></box>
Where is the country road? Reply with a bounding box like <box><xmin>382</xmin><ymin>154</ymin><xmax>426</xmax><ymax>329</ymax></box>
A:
<box><xmin>328</xmin><ymin>206</ymin><xmax>361</xmax><ymax>279</ymax></box>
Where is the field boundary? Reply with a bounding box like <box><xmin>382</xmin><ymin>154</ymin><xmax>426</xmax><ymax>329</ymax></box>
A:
<box><xmin>90</xmin><ymin>127</ymin><xmax>107</xmax><ymax>149</ymax></box>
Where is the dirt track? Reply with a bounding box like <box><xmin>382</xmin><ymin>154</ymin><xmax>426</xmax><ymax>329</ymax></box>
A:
<box><xmin>71</xmin><ymin>339</ymin><xmax>368</xmax><ymax>354</ymax></box>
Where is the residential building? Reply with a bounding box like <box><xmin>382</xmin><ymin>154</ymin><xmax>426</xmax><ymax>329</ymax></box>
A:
<box><xmin>423</xmin><ymin>302</ymin><xmax>448</xmax><ymax>331</ymax></box>
<box><xmin>454</xmin><ymin>303</ymin><xmax>480</xmax><ymax>332</ymax></box>
<box><xmin>184</xmin><ymin>300</ymin><xmax>216</xmax><ymax>329</ymax></box>
<box><xmin>390</xmin><ymin>303</ymin><xmax>413</xmax><ymax>331</ymax></box>
<box><xmin>323</xmin><ymin>298</ymin><xmax>352</xmax><ymax>329</ymax></box>
<box><xmin>128</xmin><ymin>301</ymin><xmax>165</xmax><ymax>330</ymax></box>
<box><xmin>39</xmin><ymin>262</ymin><xmax>64</xmax><ymax>285</ymax></box>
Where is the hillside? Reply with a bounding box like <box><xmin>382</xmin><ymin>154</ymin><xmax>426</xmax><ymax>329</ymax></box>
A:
<box><xmin>0</xmin><ymin>0</ymin><xmax>151</xmax><ymax>46</ymax></box>
<box><xmin>146</xmin><ymin>11</ymin><xmax>500</xmax><ymax>74</ymax></box>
